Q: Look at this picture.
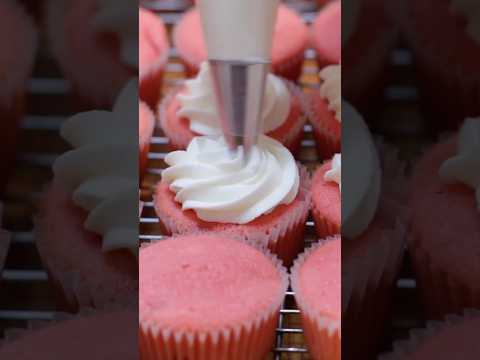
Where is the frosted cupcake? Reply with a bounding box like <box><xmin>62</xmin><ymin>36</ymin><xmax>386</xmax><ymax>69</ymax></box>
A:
<box><xmin>36</xmin><ymin>81</ymin><xmax>138</xmax><ymax>311</ymax></box>
<box><xmin>154</xmin><ymin>135</ymin><xmax>311</xmax><ymax>266</ymax></box>
<box><xmin>173</xmin><ymin>5</ymin><xmax>308</xmax><ymax>80</ymax></box>
<box><xmin>310</xmin><ymin>64</ymin><xmax>341</xmax><ymax>159</ymax></box>
<box><xmin>46</xmin><ymin>0</ymin><xmax>137</xmax><ymax>109</ymax></box>
<box><xmin>0</xmin><ymin>0</ymin><xmax>37</xmax><ymax>191</ymax></box>
<box><xmin>139</xmin><ymin>235</ymin><xmax>288</xmax><ymax>359</ymax></box>
<box><xmin>291</xmin><ymin>237</ymin><xmax>341</xmax><ymax>360</ymax></box>
<box><xmin>409</xmin><ymin>118</ymin><xmax>480</xmax><ymax>320</ymax></box>
<box><xmin>139</xmin><ymin>100</ymin><xmax>154</xmax><ymax>178</ymax></box>
<box><xmin>159</xmin><ymin>62</ymin><xmax>308</xmax><ymax>155</ymax></box>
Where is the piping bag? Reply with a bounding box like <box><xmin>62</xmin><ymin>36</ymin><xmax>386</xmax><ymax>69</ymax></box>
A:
<box><xmin>197</xmin><ymin>0</ymin><xmax>280</xmax><ymax>155</ymax></box>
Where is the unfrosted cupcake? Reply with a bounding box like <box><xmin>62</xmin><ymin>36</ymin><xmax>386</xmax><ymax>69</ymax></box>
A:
<box><xmin>154</xmin><ymin>135</ymin><xmax>311</xmax><ymax>266</ymax></box>
<box><xmin>139</xmin><ymin>234</ymin><xmax>288</xmax><ymax>359</ymax></box>
<box><xmin>46</xmin><ymin>0</ymin><xmax>137</xmax><ymax>109</ymax></box>
<box><xmin>173</xmin><ymin>5</ymin><xmax>308</xmax><ymax>80</ymax></box>
<box><xmin>159</xmin><ymin>61</ymin><xmax>307</xmax><ymax>155</ymax></box>
<box><xmin>401</xmin><ymin>0</ymin><xmax>480</xmax><ymax>131</ymax></box>
<box><xmin>36</xmin><ymin>81</ymin><xmax>138</xmax><ymax>311</ymax></box>
<box><xmin>139</xmin><ymin>7</ymin><xmax>169</xmax><ymax>109</ymax></box>
<box><xmin>139</xmin><ymin>100</ymin><xmax>154</xmax><ymax>178</ymax></box>
<box><xmin>310</xmin><ymin>65</ymin><xmax>341</xmax><ymax>159</ymax></box>
<box><xmin>0</xmin><ymin>0</ymin><xmax>37</xmax><ymax>191</ymax></box>
<box><xmin>0</xmin><ymin>310</ymin><xmax>137</xmax><ymax>359</ymax></box>
<box><xmin>409</xmin><ymin>118</ymin><xmax>480</xmax><ymax>320</ymax></box>
<box><xmin>380</xmin><ymin>310</ymin><xmax>480</xmax><ymax>360</ymax></box>
<box><xmin>291</xmin><ymin>237</ymin><xmax>341</xmax><ymax>360</ymax></box>
<box><xmin>310</xmin><ymin>0</ymin><xmax>340</xmax><ymax>69</ymax></box>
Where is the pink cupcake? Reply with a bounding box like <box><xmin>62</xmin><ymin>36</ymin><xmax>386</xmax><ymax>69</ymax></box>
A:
<box><xmin>0</xmin><ymin>0</ymin><xmax>37</xmax><ymax>191</ymax></box>
<box><xmin>310</xmin><ymin>65</ymin><xmax>341</xmax><ymax>159</ymax></box>
<box><xmin>139</xmin><ymin>7</ymin><xmax>169</xmax><ymax>109</ymax></box>
<box><xmin>139</xmin><ymin>100</ymin><xmax>154</xmax><ymax>178</ymax></box>
<box><xmin>46</xmin><ymin>0</ymin><xmax>137</xmax><ymax>109</ymax></box>
<box><xmin>154</xmin><ymin>135</ymin><xmax>311</xmax><ymax>266</ymax></box>
<box><xmin>310</xmin><ymin>0</ymin><xmax>341</xmax><ymax>69</ymax></box>
<box><xmin>159</xmin><ymin>62</ymin><xmax>308</xmax><ymax>155</ymax></box>
<box><xmin>409</xmin><ymin>118</ymin><xmax>480</xmax><ymax>320</ymax></box>
<box><xmin>139</xmin><ymin>234</ymin><xmax>288</xmax><ymax>359</ymax></box>
<box><xmin>36</xmin><ymin>81</ymin><xmax>138</xmax><ymax>311</ymax></box>
<box><xmin>173</xmin><ymin>5</ymin><xmax>308</xmax><ymax>80</ymax></box>
<box><xmin>401</xmin><ymin>0</ymin><xmax>480</xmax><ymax>131</ymax></box>
<box><xmin>291</xmin><ymin>237</ymin><xmax>341</xmax><ymax>360</ymax></box>
<box><xmin>0</xmin><ymin>310</ymin><xmax>137</xmax><ymax>359</ymax></box>
<box><xmin>380</xmin><ymin>310</ymin><xmax>480</xmax><ymax>360</ymax></box>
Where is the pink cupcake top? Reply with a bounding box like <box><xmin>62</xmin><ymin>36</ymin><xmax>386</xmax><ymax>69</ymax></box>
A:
<box><xmin>0</xmin><ymin>311</ymin><xmax>137</xmax><ymax>359</ymax></box>
<box><xmin>174</xmin><ymin>5</ymin><xmax>308</xmax><ymax>68</ymax></box>
<box><xmin>311</xmin><ymin>0</ymin><xmax>341</xmax><ymax>64</ymax></box>
<box><xmin>139</xmin><ymin>7</ymin><xmax>169</xmax><ymax>79</ymax></box>
<box><xmin>139</xmin><ymin>100</ymin><xmax>154</xmax><ymax>147</ymax></box>
<box><xmin>0</xmin><ymin>0</ymin><xmax>36</xmax><ymax>103</ymax></box>
<box><xmin>312</xmin><ymin>161</ymin><xmax>341</xmax><ymax>228</ymax></box>
<box><xmin>292</xmin><ymin>237</ymin><xmax>341</xmax><ymax>324</ymax></box>
<box><xmin>139</xmin><ymin>235</ymin><xmax>287</xmax><ymax>333</ymax></box>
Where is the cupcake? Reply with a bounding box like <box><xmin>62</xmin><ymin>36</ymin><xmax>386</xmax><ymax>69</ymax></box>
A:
<box><xmin>380</xmin><ymin>310</ymin><xmax>480</xmax><ymax>359</ymax></box>
<box><xmin>139</xmin><ymin>7</ymin><xmax>169</xmax><ymax>109</ymax></box>
<box><xmin>401</xmin><ymin>0</ymin><xmax>480</xmax><ymax>131</ymax></box>
<box><xmin>310</xmin><ymin>64</ymin><xmax>341</xmax><ymax>159</ymax></box>
<box><xmin>46</xmin><ymin>0</ymin><xmax>137</xmax><ymax>109</ymax></box>
<box><xmin>139</xmin><ymin>100</ymin><xmax>154</xmax><ymax>178</ymax></box>
<box><xmin>310</xmin><ymin>0</ymin><xmax>341</xmax><ymax>70</ymax></box>
<box><xmin>36</xmin><ymin>81</ymin><xmax>138</xmax><ymax>311</ymax></box>
<box><xmin>0</xmin><ymin>0</ymin><xmax>37</xmax><ymax>191</ymax></box>
<box><xmin>159</xmin><ymin>61</ymin><xmax>308</xmax><ymax>155</ymax></box>
<box><xmin>291</xmin><ymin>237</ymin><xmax>341</xmax><ymax>360</ymax></box>
<box><xmin>154</xmin><ymin>135</ymin><xmax>311</xmax><ymax>266</ymax></box>
<box><xmin>173</xmin><ymin>5</ymin><xmax>309</xmax><ymax>80</ymax></box>
<box><xmin>139</xmin><ymin>234</ymin><xmax>288</xmax><ymax>359</ymax></box>
<box><xmin>0</xmin><ymin>310</ymin><xmax>137</xmax><ymax>359</ymax></box>
<box><xmin>409</xmin><ymin>117</ymin><xmax>480</xmax><ymax>320</ymax></box>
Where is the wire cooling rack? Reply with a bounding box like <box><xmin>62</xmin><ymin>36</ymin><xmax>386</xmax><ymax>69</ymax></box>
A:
<box><xmin>0</xmin><ymin>1</ymin><xmax>426</xmax><ymax>359</ymax></box>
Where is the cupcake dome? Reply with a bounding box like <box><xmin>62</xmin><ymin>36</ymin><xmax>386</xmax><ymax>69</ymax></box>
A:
<box><xmin>139</xmin><ymin>7</ymin><xmax>169</xmax><ymax>109</ymax></box>
<box><xmin>139</xmin><ymin>235</ymin><xmax>288</xmax><ymax>359</ymax></box>
<box><xmin>0</xmin><ymin>311</ymin><xmax>137</xmax><ymax>359</ymax></box>
<box><xmin>291</xmin><ymin>237</ymin><xmax>341</xmax><ymax>360</ymax></box>
<box><xmin>139</xmin><ymin>100</ymin><xmax>155</xmax><ymax>178</ymax></box>
<box><xmin>173</xmin><ymin>5</ymin><xmax>309</xmax><ymax>80</ymax></box>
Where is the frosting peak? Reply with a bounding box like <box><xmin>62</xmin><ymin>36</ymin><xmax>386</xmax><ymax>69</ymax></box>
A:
<box><xmin>319</xmin><ymin>65</ymin><xmax>341</xmax><ymax>122</ymax></box>
<box><xmin>53</xmin><ymin>80</ymin><xmax>138</xmax><ymax>256</ymax></box>
<box><xmin>162</xmin><ymin>135</ymin><xmax>299</xmax><ymax>224</ymax></box>
<box><xmin>439</xmin><ymin>117</ymin><xmax>480</xmax><ymax>210</ymax></box>
<box><xmin>325</xmin><ymin>153</ymin><xmax>341</xmax><ymax>191</ymax></box>
<box><xmin>177</xmin><ymin>61</ymin><xmax>291</xmax><ymax>135</ymax></box>
<box><xmin>92</xmin><ymin>0</ymin><xmax>138</xmax><ymax>68</ymax></box>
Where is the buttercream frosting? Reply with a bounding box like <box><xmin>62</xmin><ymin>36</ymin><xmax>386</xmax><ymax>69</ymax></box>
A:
<box><xmin>325</xmin><ymin>153</ymin><xmax>341</xmax><ymax>191</ymax></box>
<box><xmin>92</xmin><ymin>0</ymin><xmax>138</xmax><ymax>68</ymax></box>
<box><xmin>162</xmin><ymin>135</ymin><xmax>299</xmax><ymax>224</ymax></box>
<box><xmin>53</xmin><ymin>80</ymin><xmax>138</xmax><ymax>256</ymax></box>
<box><xmin>450</xmin><ymin>0</ymin><xmax>480</xmax><ymax>43</ymax></box>
<box><xmin>342</xmin><ymin>101</ymin><xmax>381</xmax><ymax>238</ymax></box>
<box><xmin>439</xmin><ymin>117</ymin><xmax>480</xmax><ymax>210</ymax></box>
<box><xmin>319</xmin><ymin>65</ymin><xmax>341</xmax><ymax>122</ymax></box>
<box><xmin>177</xmin><ymin>61</ymin><xmax>291</xmax><ymax>135</ymax></box>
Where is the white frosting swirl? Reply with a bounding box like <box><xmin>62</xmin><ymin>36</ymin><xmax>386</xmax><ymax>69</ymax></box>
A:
<box><xmin>53</xmin><ymin>80</ymin><xmax>138</xmax><ymax>256</ymax></box>
<box><xmin>324</xmin><ymin>153</ymin><xmax>341</xmax><ymax>191</ymax></box>
<box><xmin>319</xmin><ymin>65</ymin><xmax>341</xmax><ymax>122</ymax></box>
<box><xmin>177</xmin><ymin>62</ymin><xmax>291</xmax><ymax>135</ymax></box>
<box><xmin>450</xmin><ymin>0</ymin><xmax>480</xmax><ymax>43</ymax></box>
<box><xmin>162</xmin><ymin>135</ymin><xmax>299</xmax><ymax>224</ymax></box>
<box><xmin>342</xmin><ymin>101</ymin><xmax>381</xmax><ymax>238</ymax></box>
<box><xmin>92</xmin><ymin>0</ymin><xmax>138</xmax><ymax>68</ymax></box>
<box><xmin>439</xmin><ymin>117</ymin><xmax>480</xmax><ymax>210</ymax></box>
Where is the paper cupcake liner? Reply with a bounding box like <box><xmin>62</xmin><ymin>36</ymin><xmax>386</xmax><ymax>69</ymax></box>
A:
<box><xmin>290</xmin><ymin>237</ymin><xmax>341</xmax><ymax>359</ymax></box>
<box><xmin>379</xmin><ymin>309</ymin><xmax>480</xmax><ymax>359</ymax></box>
<box><xmin>158</xmin><ymin>80</ymin><xmax>310</xmax><ymax>157</ymax></box>
<box><xmin>139</xmin><ymin>238</ymin><xmax>289</xmax><ymax>360</ymax></box>
<box><xmin>155</xmin><ymin>165</ymin><xmax>311</xmax><ymax>267</ymax></box>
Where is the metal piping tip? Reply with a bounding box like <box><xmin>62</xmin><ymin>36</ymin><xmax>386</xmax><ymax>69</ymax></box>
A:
<box><xmin>208</xmin><ymin>59</ymin><xmax>270</xmax><ymax>156</ymax></box>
